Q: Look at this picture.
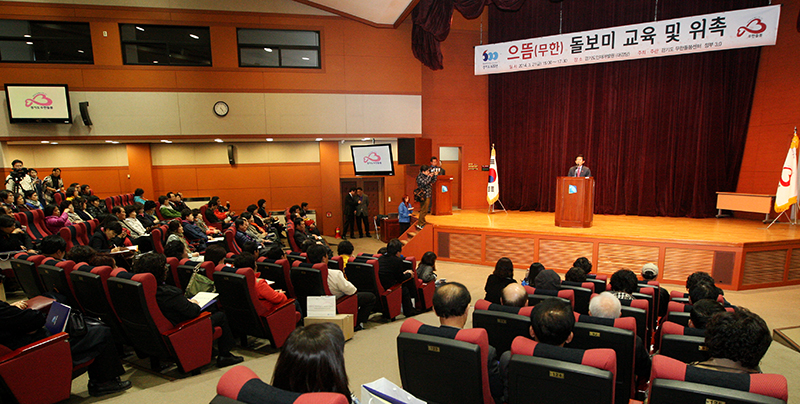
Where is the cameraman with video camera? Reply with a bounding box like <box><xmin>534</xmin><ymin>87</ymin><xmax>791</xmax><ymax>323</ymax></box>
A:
<box><xmin>5</xmin><ymin>159</ymin><xmax>33</xmax><ymax>195</ymax></box>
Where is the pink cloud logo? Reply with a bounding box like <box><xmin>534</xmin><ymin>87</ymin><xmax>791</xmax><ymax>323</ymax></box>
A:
<box><xmin>363</xmin><ymin>152</ymin><xmax>381</xmax><ymax>164</ymax></box>
<box><xmin>25</xmin><ymin>93</ymin><xmax>53</xmax><ymax>107</ymax></box>
<box><xmin>737</xmin><ymin>18</ymin><xmax>767</xmax><ymax>37</ymax></box>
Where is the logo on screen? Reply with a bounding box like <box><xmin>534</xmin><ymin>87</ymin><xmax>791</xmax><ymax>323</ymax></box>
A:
<box><xmin>568</xmin><ymin>185</ymin><xmax>577</xmax><ymax>194</ymax></box>
<box><xmin>363</xmin><ymin>152</ymin><xmax>382</xmax><ymax>164</ymax></box>
<box><xmin>24</xmin><ymin>93</ymin><xmax>54</xmax><ymax>109</ymax></box>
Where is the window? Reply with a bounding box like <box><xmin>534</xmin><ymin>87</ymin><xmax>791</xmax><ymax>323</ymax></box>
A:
<box><xmin>237</xmin><ymin>29</ymin><xmax>320</xmax><ymax>68</ymax></box>
<box><xmin>0</xmin><ymin>20</ymin><xmax>93</xmax><ymax>64</ymax></box>
<box><xmin>120</xmin><ymin>24</ymin><xmax>211</xmax><ymax>66</ymax></box>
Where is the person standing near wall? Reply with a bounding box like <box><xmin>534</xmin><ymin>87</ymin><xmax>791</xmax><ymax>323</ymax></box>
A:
<box><xmin>355</xmin><ymin>187</ymin><xmax>370</xmax><ymax>238</ymax></box>
<box><xmin>416</xmin><ymin>165</ymin><xmax>437</xmax><ymax>230</ymax></box>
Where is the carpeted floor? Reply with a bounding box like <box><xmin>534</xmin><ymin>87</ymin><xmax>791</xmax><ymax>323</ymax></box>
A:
<box><xmin>26</xmin><ymin>234</ymin><xmax>797</xmax><ymax>403</ymax></box>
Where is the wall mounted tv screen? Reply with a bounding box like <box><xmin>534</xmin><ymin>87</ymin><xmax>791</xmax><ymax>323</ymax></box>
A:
<box><xmin>5</xmin><ymin>84</ymin><xmax>72</xmax><ymax>124</ymax></box>
<box><xmin>351</xmin><ymin>144</ymin><xmax>395</xmax><ymax>176</ymax></box>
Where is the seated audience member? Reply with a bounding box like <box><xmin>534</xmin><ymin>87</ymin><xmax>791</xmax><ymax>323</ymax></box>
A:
<box><xmin>159</xmin><ymin>195</ymin><xmax>181</xmax><ymax>219</ymax></box>
<box><xmin>240</xmin><ymin>212</ymin><xmax>273</xmax><ymax>242</ymax></box>
<box><xmin>300</xmin><ymin>239</ymin><xmax>315</xmax><ymax>253</ymax></box>
<box><xmin>589</xmin><ymin>292</ymin><xmax>651</xmax><ymax>381</ymax></box>
<box><xmin>171</xmin><ymin>192</ymin><xmax>189</xmax><ymax>212</ymax></box>
<box><xmin>573</xmin><ymin>256</ymin><xmax>593</xmax><ymax>276</ymax></box>
<box><xmin>233</xmin><ymin>252</ymin><xmax>289</xmax><ymax>313</ymax></box>
<box><xmin>416</xmin><ymin>251</ymin><xmax>439</xmax><ymax>283</ymax></box>
<box><xmin>233</xmin><ymin>219</ymin><xmax>270</xmax><ymax>256</ymax></box>
<box><xmin>0</xmin><ymin>191</ymin><xmax>16</xmax><ymax>213</ymax></box>
<box><xmin>530</xmin><ymin>298</ymin><xmax>575</xmax><ymax>346</ymax></box>
<box><xmin>609</xmin><ymin>269</ymin><xmax>637</xmax><ymax>300</ymax></box>
<box><xmin>67</xmin><ymin>245</ymin><xmax>97</xmax><ymax>265</ymax></box>
<box><xmin>378</xmin><ymin>238</ymin><xmax>418</xmax><ymax>317</ymax></box>
<box><xmin>271</xmin><ymin>323</ymin><xmax>356</xmax><ymax>403</ymax></box>
<box><xmin>40</xmin><ymin>234</ymin><xmax>67</xmax><ymax>261</ymax></box>
<box><xmin>86</xmin><ymin>195</ymin><xmax>105</xmax><ymax>219</ymax></box>
<box><xmin>13</xmin><ymin>193</ymin><xmax>29</xmax><ymax>212</ymax></box>
<box><xmin>689</xmin><ymin>281</ymin><xmax>720</xmax><ymax>304</ymax></box>
<box><xmin>0</xmin><ymin>299</ymin><xmax>131</xmax><ymax>396</ymax></box>
<box><xmin>23</xmin><ymin>189</ymin><xmax>43</xmax><ymax>210</ymax></box>
<box><xmin>337</xmin><ymin>240</ymin><xmax>354</xmax><ymax>267</ymax></box>
<box><xmin>192</xmin><ymin>208</ymin><xmax>220</xmax><ymax>235</ymax></box>
<box><xmin>166</xmin><ymin>219</ymin><xmax>201</xmax><ymax>256</ymax></box>
<box><xmin>122</xmin><ymin>205</ymin><xmax>147</xmax><ymax>239</ymax></box>
<box><xmin>90</xmin><ymin>221</ymin><xmax>127</xmax><ymax>253</ymax></box>
<box><xmin>521</xmin><ymin>262</ymin><xmax>545</xmax><ymax>286</ymax></box>
<box><xmin>63</xmin><ymin>199</ymin><xmax>83</xmax><ymax>223</ymax></box>
<box><xmin>484</xmin><ymin>257</ymin><xmax>516</xmax><ymax>304</ymax></box>
<box><xmin>65</xmin><ymin>186</ymin><xmax>80</xmax><ymax>201</ymax></box>
<box><xmin>204</xmin><ymin>244</ymin><xmax>228</xmax><ymax>267</ymax></box>
<box><xmin>89</xmin><ymin>253</ymin><xmax>117</xmax><ymax>269</ymax></box>
<box><xmin>265</xmin><ymin>245</ymin><xmax>286</xmax><ymax>261</ymax></box>
<box><xmin>73</xmin><ymin>197</ymin><xmax>93</xmax><ymax>221</ymax></box>
<box><xmin>133</xmin><ymin>188</ymin><xmax>147</xmax><ymax>205</ymax></box>
<box><xmin>308</xmin><ymin>244</ymin><xmax>375</xmax><ymax>330</ymax></box>
<box><xmin>640</xmin><ymin>262</ymin><xmax>670</xmax><ymax>317</ymax></box>
<box><xmin>689</xmin><ymin>299</ymin><xmax>727</xmax><ymax>330</ymax></box>
<box><xmin>256</xmin><ymin>199</ymin><xmax>285</xmax><ymax>238</ymax></box>
<box><xmin>210</xmin><ymin>196</ymin><xmax>235</xmax><ymax>223</ymax></box>
<box><xmin>246</xmin><ymin>204</ymin><xmax>265</xmax><ymax>227</ymax></box>
<box><xmin>500</xmin><ymin>283</ymin><xmax>528</xmax><ymax>307</ymax></box>
<box><xmin>139</xmin><ymin>200</ymin><xmax>160</xmax><ymax>230</ymax></box>
<box><xmin>686</xmin><ymin>271</ymin><xmax>716</xmax><ymax>293</ymax></box>
<box><xmin>181</xmin><ymin>209</ymin><xmax>209</xmax><ymax>244</ymax></box>
<box><xmin>428</xmin><ymin>282</ymin><xmax>503</xmax><ymax>403</ymax></box>
<box><xmin>691</xmin><ymin>308</ymin><xmax>771</xmax><ymax>374</ymax></box>
<box><xmin>44</xmin><ymin>203</ymin><xmax>73</xmax><ymax>235</ymax></box>
<box><xmin>297</xmin><ymin>202</ymin><xmax>321</xmax><ymax>236</ymax></box>
<box><xmin>293</xmin><ymin>217</ymin><xmax>332</xmax><ymax>257</ymax></box>
<box><xmin>79</xmin><ymin>184</ymin><xmax>92</xmax><ymax>197</ymax></box>
<box><xmin>241</xmin><ymin>241</ymin><xmax>258</xmax><ymax>256</ymax></box>
<box><xmin>0</xmin><ymin>215</ymin><xmax>35</xmax><ymax>253</ymax></box>
<box><xmin>534</xmin><ymin>269</ymin><xmax>561</xmax><ymax>290</ymax></box>
<box><xmin>164</xmin><ymin>239</ymin><xmax>190</xmax><ymax>261</ymax></box>
<box><xmin>132</xmin><ymin>252</ymin><xmax>243</xmax><ymax>367</ymax></box>
<box><xmin>564</xmin><ymin>266</ymin><xmax>587</xmax><ymax>283</ymax></box>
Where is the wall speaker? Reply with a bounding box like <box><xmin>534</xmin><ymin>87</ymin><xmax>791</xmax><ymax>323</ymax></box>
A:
<box><xmin>227</xmin><ymin>144</ymin><xmax>237</xmax><ymax>165</ymax></box>
<box><xmin>79</xmin><ymin>101</ymin><xmax>92</xmax><ymax>126</ymax></box>
<box><xmin>398</xmin><ymin>138</ymin><xmax>417</xmax><ymax>165</ymax></box>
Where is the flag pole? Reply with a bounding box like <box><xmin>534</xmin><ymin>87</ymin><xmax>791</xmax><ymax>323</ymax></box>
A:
<box><xmin>487</xmin><ymin>143</ymin><xmax>507</xmax><ymax>214</ymax></box>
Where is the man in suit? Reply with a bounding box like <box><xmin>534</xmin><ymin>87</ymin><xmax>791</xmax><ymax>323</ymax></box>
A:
<box><xmin>342</xmin><ymin>188</ymin><xmax>356</xmax><ymax>240</ymax></box>
<box><xmin>567</xmin><ymin>154</ymin><xmax>591</xmax><ymax>177</ymax></box>
<box><xmin>355</xmin><ymin>187</ymin><xmax>370</xmax><ymax>238</ymax></box>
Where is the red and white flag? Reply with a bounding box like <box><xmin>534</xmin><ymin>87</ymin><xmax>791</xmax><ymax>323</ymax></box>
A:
<box><xmin>487</xmin><ymin>146</ymin><xmax>499</xmax><ymax>205</ymax></box>
<box><xmin>775</xmin><ymin>129</ymin><xmax>799</xmax><ymax>213</ymax></box>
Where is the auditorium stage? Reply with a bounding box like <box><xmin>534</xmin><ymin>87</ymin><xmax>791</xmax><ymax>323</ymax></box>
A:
<box><xmin>414</xmin><ymin>210</ymin><xmax>800</xmax><ymax>291</ymax></box>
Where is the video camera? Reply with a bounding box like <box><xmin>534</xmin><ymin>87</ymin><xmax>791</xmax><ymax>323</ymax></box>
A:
<box><xmin>9</xmin><ymin>167</ymin><xmax>29</xmax><ymax>181</ymax></box>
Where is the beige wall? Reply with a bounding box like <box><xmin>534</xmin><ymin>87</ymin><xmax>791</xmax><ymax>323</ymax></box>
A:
<box><xmin>6</xmin><ymin>144</ymin><xmax>129</xmax><ymax>168</ymax></box>
<box><xmin>0</xmin><ymin>91</ymin><xmax>421</xmax><ymax>139</ymax></box>
<box><xmin>150</xmin><ymin>142</ymin><xmax>321</xmax><ymax>166</ymax></box>
<box><xmin>4</xmin><ymin>0</ymin><xmax>333</xmax><ymax>15</ymax></box>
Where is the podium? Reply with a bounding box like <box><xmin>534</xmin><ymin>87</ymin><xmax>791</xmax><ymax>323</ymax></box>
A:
<box><xmin>555</xmin><ymin>177</ymin><xmax>594</xmax><ymax>228</ymax></box>
<box><xmin>431</xmin><ymin>176</ymin><xmax>453</xmax><ymax>216</ymax></box>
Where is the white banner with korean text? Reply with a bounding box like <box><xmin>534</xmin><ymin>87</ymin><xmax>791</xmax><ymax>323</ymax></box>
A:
<box><xmin>475</xmin><ymin>5</ymin><xmax>780</xmax><ymax>75</ymax></box>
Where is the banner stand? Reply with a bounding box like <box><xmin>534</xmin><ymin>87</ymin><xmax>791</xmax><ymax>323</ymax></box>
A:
<box><xmin>767</xmin><ymin>204</ymin><xmax>797</xmax><ymax>229</ymax></box>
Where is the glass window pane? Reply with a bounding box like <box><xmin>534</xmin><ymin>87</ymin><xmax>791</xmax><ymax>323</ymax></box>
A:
<box><xmin>238</xmin><ymin>29</ymin><xmax>318</xmax><ymax>46</ymax></box>
<box><xmin>0</xmin><ymin>20</ymin><xmax>92</xmax><ymax>64</ymax></box>
<box><xmin>0</xmin><ymin>40</ymin><xmax>34</xmax><ymax>62</ymax></box>
<box><xmin>281</xmin><ymin>49</ymin><xmax>319</xmax><ymax>68</ymax></box>
<box><xmin>120</xmin><ymin>24</ymin><xmax>211</xmax><ymax>66</ymax></box>
<box><xmin>240</xmin><ymin>47</ymin><xmax>279</xmax><ymax>67</ymax></box>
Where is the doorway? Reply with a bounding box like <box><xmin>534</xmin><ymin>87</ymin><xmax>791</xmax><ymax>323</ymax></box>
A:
<box><xmin>439</xmin><ymin>146</ymin><xmax>461</xmax><ymax>209</ymax></box>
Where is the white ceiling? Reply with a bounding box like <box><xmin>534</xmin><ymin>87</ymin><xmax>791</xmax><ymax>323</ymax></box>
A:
<box><xmin>293</xmin><ymin>0</ymin><xmax>418</xmax><ymax>27</ymax></box>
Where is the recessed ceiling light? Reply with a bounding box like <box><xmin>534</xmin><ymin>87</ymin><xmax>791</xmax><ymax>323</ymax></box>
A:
<box><xmin>78</xmin><ymin>50</ymin><xmax>84</xmax><ymax>53</ymax></box>
<box><xmin>51</xmin><ymin>142</ymin><xmax>58</xmax><ymax>145</ymax></box>
<box><xmin>315</xmin><ymin>138</ymin><xmax>323</xmax><ymax>141</ymax></box>
<box><xmin>302</xmin><ymin>57</ymin><xmax>310</xmax><ymax>61</ymax></box>
<box><xmin>153</xmin><ymin>60</ymin><xmax>159</xmax><ymax>64</ymax></box>
<box><xmin>105</xmin><ymin>140</ymin><xmax>114</xmax><ymax>143</ymax></box>
<box><xmin>160</xmin><ymin>140</ymin><xmax>172</xmax><ymax>143</ymax></box>
<box><xmin>266</xmin><ymin>138</ymin><xmax>273</xmax><ymax>142</ymax></box>
<box><xmin>264</xmin><ymin>48</ymin><xmax>273</xmax><ymax>52</ymax></box>
<box><xmin>25</xmin><ymin>42</ymin><xmax>33</xmax><ymax>45</ymax></box>
<box><xmin>189</xmin><ymin>34</ymin><xmax>199</xmax><ymax>40</ymax></box>
<box><xmin>136</xmin><ymin>26</ymin><xmax>144</xmax><ymax>31</ymax></box>
<box><xmin>214</xmin><ymin>139</ymin><xmax>224</xmax><ymax>143</ymax></box>
<box><xmin>361</xmin><ymin>138</ymin><xmax>370</xmax><ymax>141</ymax></box>
<box><xmin>23</xmin><ymin>34</ymin><xmax>31</xmax><ymax>38</ymax></box>
<box><xmin>41</xmin><ymin>140</ymin><xmax>50</xmax><ymax>144</ymax></box>
<box><xmin>111</xmin><ymin>141</ymin><xmax>119</xmax><ymax>144</ymax></box>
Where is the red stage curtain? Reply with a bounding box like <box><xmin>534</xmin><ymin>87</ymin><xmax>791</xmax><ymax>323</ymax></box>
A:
<box><xmin>488</xmin><ymin>0</ymin><xmax>767</xmax><ymax>218</ymax></box>
<box><xmin>412</xmin><ymin>0</ymin><xmax>525</xmax><ymax>70</ymax></box>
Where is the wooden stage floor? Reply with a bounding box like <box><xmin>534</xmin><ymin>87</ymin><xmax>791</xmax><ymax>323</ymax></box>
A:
<box><xmin>413</xmin><ymin>210</ymin><xmax>800</xmax><ymax>290</ymax></box>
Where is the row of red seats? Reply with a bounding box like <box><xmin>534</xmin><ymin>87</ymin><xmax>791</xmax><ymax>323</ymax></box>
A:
<box><xmin>105</xmin><ymin>193</ymin><xmax>135</xmax><ymax>214</ymax></box>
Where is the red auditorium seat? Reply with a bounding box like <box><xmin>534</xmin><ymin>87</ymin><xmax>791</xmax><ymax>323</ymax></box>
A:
<box><xmin>289</xmin><ymin>261</ymin><xmax>358</xmax><ymax>327</ymax></box>
<box><xmin>0</xmin><ymin>333</ymin><xmax>80</xmax><ymax>404</ymax></box>
<box><xmin>256</xmin><ymin>257</ymin><xmax>294</xmax><ymax>298</ymax></box>
<box><xmin>213</xmin><ymin>366</ymin><xmax>348</xmax><ymax>404</ymax></box>
<box><xmin>472</xmin><ymin>299</ymin><xmax>534</xmax><ymax>354</ymax></box>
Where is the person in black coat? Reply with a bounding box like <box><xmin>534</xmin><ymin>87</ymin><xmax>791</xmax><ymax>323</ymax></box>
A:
<box><xmin>132</xmin><ymin>251</ymin><xmax>243</xmax><ymax>368</ymax></box>
<box><xmin>342</xmin><ymin>188</ymin><xmax>357</xmax><ymax>240</ymax></box>
<box><xmin>0</xmin><ymin>215</ymin><xmax>34</xmax><ymax>253</ymax></box>
<box><xmin>377</xmin><ymin>238</ymin><xmax>418</xmax><ymax>317</ymax></box>
<box><xmin>484</xmin><ymin>257</ymin><xmax>516</xmax><ymax>304</ymax></box>
<box><xmin>89</xmin><ymin>221</ymin><xmax>127</xmax><ymax>253</ymax></box>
